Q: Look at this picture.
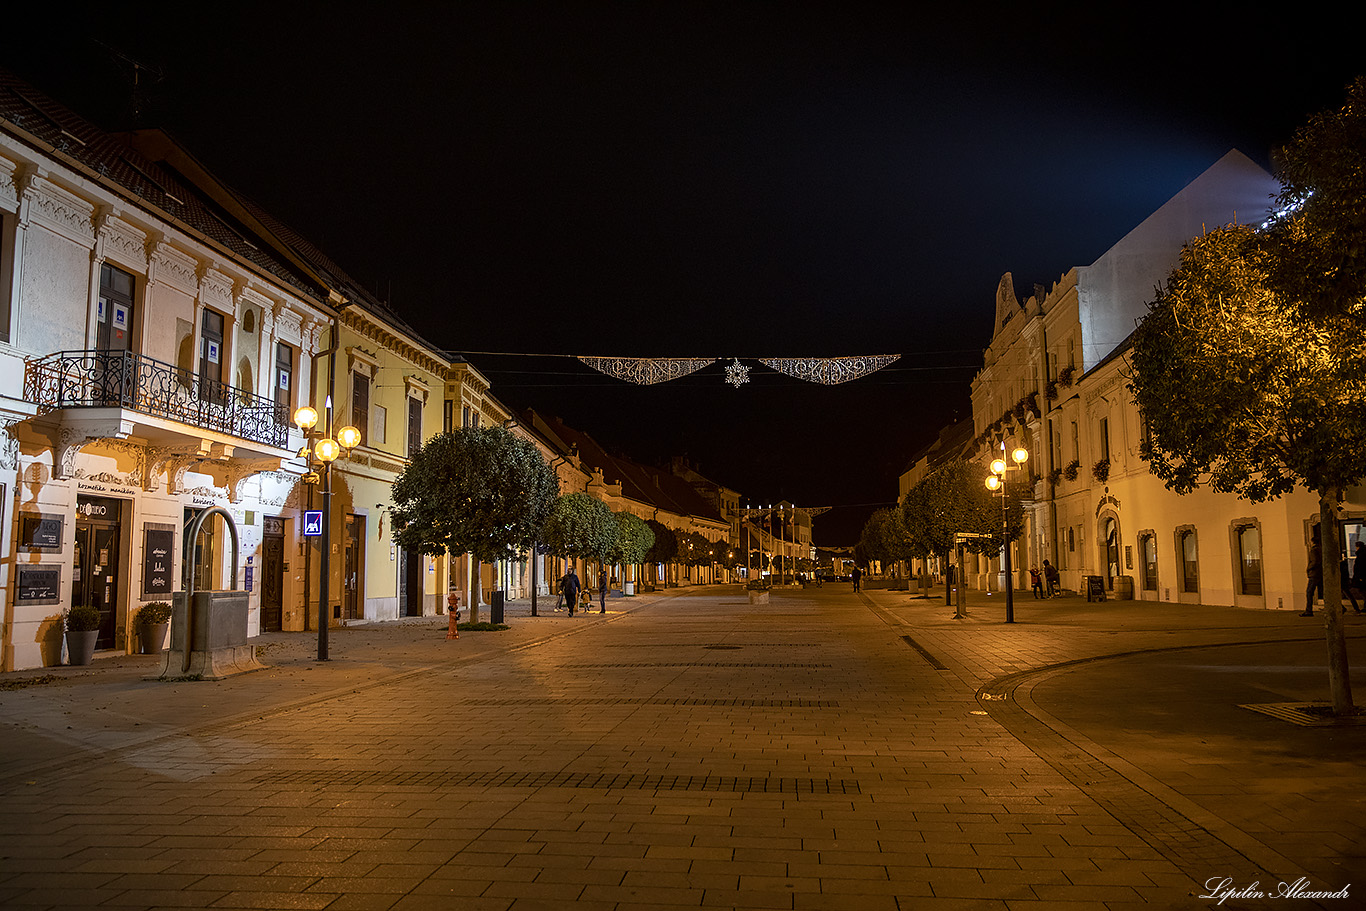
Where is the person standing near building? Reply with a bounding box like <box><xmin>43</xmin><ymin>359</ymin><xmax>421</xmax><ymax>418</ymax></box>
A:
<box><xmin>563</xmin><ymin>564</ymin><xmax>581</xmax><ymax>617</ymax></box>
<box><xmin>851</xmin><ymin>566</ymin><xmax>862</xmax><ymax>592</ymax></box>
<box><xmin>598</xmin><ymin>568</ymin><xmax>608</xmax><ymax>613</ymax></box>
<box><xmin>1303</xmin><ymin>533</ymin><xmax>1322</xmax><ymax>617</ymax></box>
<box><xmin>1029</xmin><ymin>566</ymin><xmax>1044</xmax><ymax>599</ymax></box>
<box><xmin>1043</xmin><ymin>560</ymin><xmax>1059</xmax><ymax>598</ymax></box>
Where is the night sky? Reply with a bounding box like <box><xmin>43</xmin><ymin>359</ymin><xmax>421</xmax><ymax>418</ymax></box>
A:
<box><xmin>7</xmin><ymin>4</ymin><xmax>1360</xmax><ymax>543</ymax></box>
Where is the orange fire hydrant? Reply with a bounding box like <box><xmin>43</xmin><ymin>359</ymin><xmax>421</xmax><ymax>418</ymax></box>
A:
<box><xmin>446</xmin><ymin>592</ymin><xmax>460</xmax><ymax>639</ymax></box>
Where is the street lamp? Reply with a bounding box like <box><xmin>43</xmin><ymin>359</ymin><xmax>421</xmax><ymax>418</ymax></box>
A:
<box><xmin>295</xmin><ymin>399</ymin><xmax>361</xmax><ymax>660</ymax></box>
<box><xmin>985</xmin><ymin>443</ymin><xmax>1028</xmax><ymax>623</ymax></box>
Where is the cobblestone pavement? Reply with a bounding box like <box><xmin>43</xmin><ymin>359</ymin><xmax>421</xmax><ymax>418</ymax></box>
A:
<box><xmin>0</xmin><ymin>584</ymin><xmax>1363</xmax><ymax>910</ymax></box>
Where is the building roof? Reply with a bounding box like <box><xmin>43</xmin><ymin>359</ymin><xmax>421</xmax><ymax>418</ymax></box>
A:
<box><xmin>524</xmin><ymin>410</ymin><xmax>725</xmax><ymax>525</ymax></box>
<box><xmin>0</xmin><ymin>69</ymin><xmax>325</xmax><ymax>302</ymax></box>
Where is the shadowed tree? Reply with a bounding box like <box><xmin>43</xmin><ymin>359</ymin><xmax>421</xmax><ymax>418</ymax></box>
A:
<box><xmin>902</xmin><ymin>459</ymin><xmax>1022</xmax><ymax>606</ymax></box>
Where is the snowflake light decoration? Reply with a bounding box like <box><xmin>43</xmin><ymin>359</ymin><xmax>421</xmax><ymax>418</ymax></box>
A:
<box><xmin>725</xmin><ymin>358</ymin><xmax>751</xmax><ymax>388</ymax></box>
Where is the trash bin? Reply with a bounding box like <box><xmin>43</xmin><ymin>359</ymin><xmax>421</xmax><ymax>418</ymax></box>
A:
<box><xmin>491</xmin><ymin>590</ymin><xmax>505</xmax><ymax>624</ymax></box>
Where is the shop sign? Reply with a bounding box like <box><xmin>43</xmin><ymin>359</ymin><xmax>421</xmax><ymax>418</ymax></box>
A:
<box><xmin>16</xmin><ymin>565</ymin><xmax>61</xmax><ymax>604</ymax></box>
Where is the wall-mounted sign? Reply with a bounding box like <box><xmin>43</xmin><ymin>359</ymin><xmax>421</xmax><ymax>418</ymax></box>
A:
<box><xmin>206</xmin><ymin>340</ymin><xmax>220</xmax><ymax>364</ymax></box>
<box><xmin>303</xmin><ymin>511</ymin><xmax>323</xmax><ymax>536</ymax></box>
<box><xmin>263</xmin><ymin>516</ymin><xmax>285</xmax><ymax>537</ymax></box>
<box><xmin>19</xmin><ymin>513</ymin><xmax>63</xmax><ymax>552</ymax></box>
<box><xmin>16</xmin><ymin>565</ymin><xmax>61</xmax><ymax>604</ymax></box>
<box><xmin>142</xmin><ymin>524</ymin><xmax>175</xmax><ymax>596</ymax></box>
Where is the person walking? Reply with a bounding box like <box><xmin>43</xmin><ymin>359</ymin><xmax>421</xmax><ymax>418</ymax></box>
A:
<box><xmin>563</xmin><ymin>565</ymin><xmax>582</xmax><ymax>617</ymax></box>
<box><xmin>598</xmin><ymin>568</ymin><xmax>608</xmax><ymax>613</ymax></box>
<box><xmin>1043</xmin><ymin>560</ymin><xmax>1059</xmax><ymax>598</ymax></box>
<box><xmin>851</xmin><ymin>566</ymin><xmax>862</xmax><ymax>592</ymax></box>
<box><xmin>1303</xmin><ymin>533</ymin><xmax>1322</xmax><ymax>617</ymax></box>
<box><xmin>1029</xmin><ymin>566</ymin><xmax>1044</xmax><ymax>599</ymax></box>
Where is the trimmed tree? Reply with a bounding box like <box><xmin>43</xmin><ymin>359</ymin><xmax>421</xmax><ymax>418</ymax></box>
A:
<box><xmin>392</xmin><ymin>426</ymin><xmax>557</xmax><ymax>623</ymax></box>
<box><xmin>644</xmin><ymin>519</ymin><xmax>677</xmax><ymax>585</ymax></box>
<box><xmin>542</xmin><ymin>492</ymin><xmax>619</xmax><ymax>566</ymax></box>
<box><xmin>902</xmin><ymin>459</ymin><xmax>1022</xmax><ymax>605</ymax></box>
<box><xmin>608</xmin><ymin>511</ymin><xmax>655</xmax><ymax>591</ymax></box>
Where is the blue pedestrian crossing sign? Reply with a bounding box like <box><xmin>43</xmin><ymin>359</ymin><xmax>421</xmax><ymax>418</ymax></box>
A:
<box><xmin>303</xmin><ymin>510</ymin><xmax>323</xmax><ymax>536</ymax></box>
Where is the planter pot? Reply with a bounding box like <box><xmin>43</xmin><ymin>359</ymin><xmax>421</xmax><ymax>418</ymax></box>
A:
<box><xmin>747</xmin><ymin>590</ymin><xmax>770</xmax><ymax>604</ymax></box>
<box><xmin>65</xmin><ymin>629</ymin><xmax>98</xmax><ymax>666</ymax></box>
<box><xmin>140</xmin><ymin>621</ymin><xmax>170</xmax><ymax>655</ymax></box>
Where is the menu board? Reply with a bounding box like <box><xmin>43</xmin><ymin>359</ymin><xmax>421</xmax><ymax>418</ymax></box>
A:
<box><xmin>142</xmin><ymin>524</ymin><xmax>175</xmax><ymax>596</ymax></box>
<box><xmin>16</xmin><ymin>565</ymin><xmax>61</xmax><ymax>604</ymax></box>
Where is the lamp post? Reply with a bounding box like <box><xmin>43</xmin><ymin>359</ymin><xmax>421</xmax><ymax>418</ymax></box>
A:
<box><xmin>985</xmin><ymin>443</ymin><xmax>1028</xmax><ymax>624</ymax></box>
<box><xmin>294</xmin><ymin>401</ymin><xmax>361</xmax><ymax>660</ymax></box>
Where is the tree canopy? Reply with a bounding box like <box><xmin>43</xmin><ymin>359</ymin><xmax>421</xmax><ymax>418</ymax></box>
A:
<box><xmin>391</xmin><ymin>426</ymin><xmax>557</xmax><ymax>564</ymax></box>
<box><xmin>1129</xmin><ymin>77</ymin><xmax>1366</xmax><ymax>714</ymax></box>
<box><xmin>608</xmin><ymin>511</ymin><xmax>655</xmax><ymax>565</ymax></box>
<box><xmin>541</xmin><ymin>492</ymin><xmax>619</xmax><ymax>562</ymax></box>
<box><xmin>643</xmin><ymin>519</ymin><xmax>677</xmax><ymax>564</ymax></box>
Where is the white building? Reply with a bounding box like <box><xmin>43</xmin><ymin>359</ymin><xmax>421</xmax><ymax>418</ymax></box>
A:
<box><xmin>0</xmin><ymin>70</ymin><xmax>336</xmax><ymax>669</ymax></box>
<box><xmin>964</xmin><ymin>150</ymin><xmax>1361</xmax><ymax>610</ymax></box>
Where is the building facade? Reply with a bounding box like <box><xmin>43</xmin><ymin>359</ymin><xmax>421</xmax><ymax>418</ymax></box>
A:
<box><xmin>962</xmin><ymin>150</ymin><xmax>1364</xmax><ymax>610</ymax></box>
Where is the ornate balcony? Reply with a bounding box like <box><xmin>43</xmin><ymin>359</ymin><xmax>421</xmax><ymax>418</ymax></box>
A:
<box><xmin>25</xmin><ymin>350</ymin><xmax>290</xmax><ymax>450</ymax></box>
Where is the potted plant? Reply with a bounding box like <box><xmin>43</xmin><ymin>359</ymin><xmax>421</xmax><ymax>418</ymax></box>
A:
<box><xmin>1092</xmin><ymin>458</ymin><xmax>1111</xmax><ymax>483</ymax></box>
<box><xmin>63</xmin><ymin>604</ymin><xmax>101</xmax><ymax>666</ymax></box>
<box><xmin>138</xmin><ymin>602</ymin><xmax>172</xmax><ymax>655</ymax></box>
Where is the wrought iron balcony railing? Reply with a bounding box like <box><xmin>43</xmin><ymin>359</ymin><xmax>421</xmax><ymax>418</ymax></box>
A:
<box><xmin>25</xmin><ymin>349</ymin><xmax>291</xmax><ymax>449</ymax></box>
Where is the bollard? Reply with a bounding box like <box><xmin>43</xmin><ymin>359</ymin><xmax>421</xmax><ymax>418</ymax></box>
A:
<box><xmin>446</xmin><ymin>592</ymin><xmax>460</xmax><ymax>639</ymax></box>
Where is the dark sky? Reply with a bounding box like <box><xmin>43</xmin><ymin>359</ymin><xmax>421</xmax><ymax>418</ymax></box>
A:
<box><xmin>7</xmin><ymin>4</ymin><xmax>1361</xmax><ymax>543</ymax></box>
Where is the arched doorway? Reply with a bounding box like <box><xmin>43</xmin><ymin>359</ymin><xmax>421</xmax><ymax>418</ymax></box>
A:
<box><xmin>1102</xmin><ymin>515</ymin><xmax>1121</xmax><ymax>590</ymax></box>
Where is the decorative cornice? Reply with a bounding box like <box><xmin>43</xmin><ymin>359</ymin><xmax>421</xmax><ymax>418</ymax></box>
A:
<box><xmin>340</xmin><ymin>308</ymin><xmax>448</xmax><ymax>376</ymax></box>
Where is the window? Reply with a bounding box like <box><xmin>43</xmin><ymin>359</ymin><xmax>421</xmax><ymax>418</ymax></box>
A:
<box><xmin>462</xmin><ymin>404</ymin><xmax>471</xmax><ymax>428</ymax></box>
<box><xmin>443</xmin><ymin>400</ymin><xmax>454</xmax><ymax>433</ymax></box>
<box><xmin>1180</xmin><ymin>530</ymin><xmax>1199</xmax><ymax>592</ymax></box>
<box><xmin>274</xmin><ymin>342</ymin><xmax>293</xmax><ymax>418</ymax></box>
<box><xmin>1067</xmin><ymin>337</ymin><xmax>1076</xmax><ymax>369</ymax></box>
<box><xmin>1070</xmin><ymin>422</ymin><xmax>1079</xmax><ymax>463</ymax></box>
<box><xmin>352</xmin><ymin>371</ymin><xmax>370</xmax><ymax>438</ymax></box>
<box><xmin>1099</xmin><ymin>417</ymin><xmax>1110</xmax><ymax>462</ymax></box>
<box><xmin>408</xmin><ymin>396</ymin><xmax>422</xmax><ymax>457</ymax></box>
<box><xmin>373</xmin><ymin>405</ymin><xmax>387</xmax><ymax>445</ymax></box>
<box><xmin>199</xmin><ymin>308</ymin><xmax>225</xmax><ymax>404</ymax></box>
<box><xmin>0</xmin><ymin>209</ymin><xmax>15</xmax><ymax>342</ymax></box>
<box><xmin>1141</xmin><ymin>534</ymin><xmax>1158</xmax><ymax>591</ymax></box>
<box><xmin>98</xmin><ymin>263</ymin><xmax>136</xmax><ymax>351</ymax></box>
<box><xmin>1238</xmin><ymin>525</ymin><xmax>1262</xmax><ymax>595</ymax></box>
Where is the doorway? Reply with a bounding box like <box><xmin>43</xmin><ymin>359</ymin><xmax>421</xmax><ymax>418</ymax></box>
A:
<box><xmin>72</xmin><ymin>496</ymin><xmax>123</xmax><ymax>650</ymax></box>
<box><xmin>261</xmin><ymin>517</ymin><xmax>285</xmax><ymax>631</ymax></box>
<box><xmin>343</xmin><ymin>514</ymin><xmax>365</xmax><ymax>621</ymax></box>
<box><xmin>399</xmin><ymin>547</ymin><xmax>424</xmax><ymax>617</ymax></box>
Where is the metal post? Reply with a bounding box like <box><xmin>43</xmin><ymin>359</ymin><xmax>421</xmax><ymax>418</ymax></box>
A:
<box><xmin>318</xmin><ymin>460</ymin><xmax>330</xmax><ymax>660</ymax></box>
<box><xmin>1004</xmin><ymin>500</ymin><xmax>1015</xmax><ymax>624</ymax></box>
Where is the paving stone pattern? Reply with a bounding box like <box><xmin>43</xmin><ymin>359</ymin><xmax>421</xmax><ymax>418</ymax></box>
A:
<box><xmin>0</xmin><ymin>585</ymin><xmax>1361</xmax><ymax>909</ymax></box>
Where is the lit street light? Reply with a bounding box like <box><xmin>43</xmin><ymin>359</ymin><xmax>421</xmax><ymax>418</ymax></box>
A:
<box><xmin>985</xmin><ymin>443</ymin><xmax>1028</xmax><ymax>624</ymax></box>
<box><xmin>295</xmin><ymin>400</ymin><xmax>361</xmax><ymax>659</ymax></box>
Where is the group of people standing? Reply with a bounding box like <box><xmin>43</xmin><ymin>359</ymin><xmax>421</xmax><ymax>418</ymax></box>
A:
<box><xmin>1028</xmin><ymin>561</ymin><xmax>1061</xmax><ymax>599</ymax></box>
<box><xmin>555</xmin><ymin>566</ymin><xmax>609</xmax><ymax>616</ymax></box>
<box><xmin>1303</xmin><ymin>536</ymin><xmax>1366</xmax><ymax>617</ymax></box>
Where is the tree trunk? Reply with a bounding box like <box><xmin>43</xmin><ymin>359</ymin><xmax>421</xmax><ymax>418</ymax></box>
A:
<box><xmin>1319</xmin><ymin>488</ymin><xmax>1354</xmax><ymax>715</ymax></box>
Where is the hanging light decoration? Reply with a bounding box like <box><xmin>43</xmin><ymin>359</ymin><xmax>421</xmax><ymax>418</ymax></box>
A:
<box><xmin>578</xmin><ymin>356</ymin><xmax>717</xmax><ymax>385</ymax></box>
<box><xmin>758</xmin><ymin>354</ymin><xmax>900</xmax><ymax>384</ymax></box>
<box><xmin>724</xmin><ymin>358</ymin><xmax>751</xmax><ymax>388</ymax></box>
<box><xmin>576</xmin><ymin>353</ymin><xmax>901</xmax><ymax>386</ymax></box>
